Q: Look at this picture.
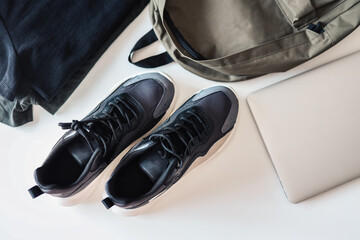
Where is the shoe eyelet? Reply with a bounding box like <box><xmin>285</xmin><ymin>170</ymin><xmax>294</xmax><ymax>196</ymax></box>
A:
<box><xmin>176</xmin><ymin>160</ymin><xmax>183</xmax><ymax>169</ymax></box>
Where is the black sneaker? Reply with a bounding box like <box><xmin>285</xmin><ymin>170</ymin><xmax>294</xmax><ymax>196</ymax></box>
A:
<box><xmin>102</xmin><ymin>85</ymin><xmax>238</xmax><ymax>213</ymax></box>
<box><xmin>28</xmin><ymin>72</ymin><xmax>175</xmax><ymax>203</ymax></box>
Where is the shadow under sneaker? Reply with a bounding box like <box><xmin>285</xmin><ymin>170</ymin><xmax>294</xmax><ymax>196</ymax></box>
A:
<box><xmin>28</xmin><ymin>72</ymin><xmax>175</xmax><ymax>202</ymax></box>
<box><xmin>102</xmin><ymin>85</ymin><xmax>239</xmax><ymax>213</ymax></box>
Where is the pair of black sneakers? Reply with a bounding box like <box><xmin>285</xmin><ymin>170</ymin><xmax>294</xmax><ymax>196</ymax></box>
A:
<box><xmin>28</xmin><ymin>72</ymin><xmax>239</xmax><ymax>214</ymax></box>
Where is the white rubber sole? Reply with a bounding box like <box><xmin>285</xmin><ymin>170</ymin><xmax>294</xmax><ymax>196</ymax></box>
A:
<box><xmin>40</xmin><ymin>71</ymin><xmax>177</xmax><ymax>206</ymax></box>
<box><xmin>110</xmin><ymin>86</ymin><xmax>239</xmax><ymax>216</ymax></box>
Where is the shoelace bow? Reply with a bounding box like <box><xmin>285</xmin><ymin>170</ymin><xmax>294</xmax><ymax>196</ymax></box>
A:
<box><xmin>58</xmin><ymin>97</ymin><xmax>138</xmax><ymax>157</ymax></box>
<box><xmin>149</xmin><ymin>108</ymin><xmax>207</xmax><ymax>168</ymax></box>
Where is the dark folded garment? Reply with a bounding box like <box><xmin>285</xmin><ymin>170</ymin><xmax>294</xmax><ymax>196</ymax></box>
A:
<box><xmin>0</xmin><ymin>0</ymin><xmax>149</xmax><ymax>127</ymax></box>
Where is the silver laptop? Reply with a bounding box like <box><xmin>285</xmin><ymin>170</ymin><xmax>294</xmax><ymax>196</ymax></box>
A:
<box><xmin>247</xmin><ymin>51</ymin><xmax>360</xmax><ymax>203</ymax></box>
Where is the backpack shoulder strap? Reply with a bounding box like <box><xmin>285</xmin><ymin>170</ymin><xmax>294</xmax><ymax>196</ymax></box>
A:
<box><xmin>128</xmin><ymin>29</ymin><xmax>173</xmax><ymax>68</ymax></box>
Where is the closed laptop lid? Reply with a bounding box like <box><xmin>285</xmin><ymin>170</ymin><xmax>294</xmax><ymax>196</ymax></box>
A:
<box><xmin>247</xmin><ymin>51</ymin><xmax>360</xmax><ymax>203</ymax></box>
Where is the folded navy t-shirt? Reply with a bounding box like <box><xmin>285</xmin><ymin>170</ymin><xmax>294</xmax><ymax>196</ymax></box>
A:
<box><xmin>0</xmin><ymin>0</ymin><xmax>149</xmax><ymax>126</ymax></box>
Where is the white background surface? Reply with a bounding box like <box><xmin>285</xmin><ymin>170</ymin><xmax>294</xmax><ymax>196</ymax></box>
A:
<box><xmin>1</xmin><ymin>6</ymin><xmax>360</xmax><ymax>240</ymax></box>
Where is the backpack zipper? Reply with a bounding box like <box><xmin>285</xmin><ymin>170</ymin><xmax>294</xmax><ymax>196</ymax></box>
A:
<box><xmin>307</xmin><ymin>22</ymin><xmax>325</xmax><ymax>34</ymax></box>
<box><xmin>163</xmin><ymin>10</ymin><xmax>205</xmax><ymax>60</ymax></box>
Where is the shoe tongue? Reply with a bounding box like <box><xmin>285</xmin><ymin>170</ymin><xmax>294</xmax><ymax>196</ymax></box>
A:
<box><xmin>138</xmin><ymin>143</ymin><xmax>169</xmax><ymax>183</ymax></box>
<box><xmin>67</xmin><ymin>133</ymin><xmax>97</xmax><ymax>167</ymax></box>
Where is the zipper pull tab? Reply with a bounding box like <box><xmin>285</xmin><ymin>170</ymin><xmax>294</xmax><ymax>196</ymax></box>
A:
<box><xmin>307</xmin><ymin>22</ymin><xmax>325</xmax><ymax>34</ymax></box>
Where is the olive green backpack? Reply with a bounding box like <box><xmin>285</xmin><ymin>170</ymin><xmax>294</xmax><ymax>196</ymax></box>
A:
<box><xmin>129</xmin><ymin>0</ymin><xmax>360</xmax><ymax>81</ymax></box>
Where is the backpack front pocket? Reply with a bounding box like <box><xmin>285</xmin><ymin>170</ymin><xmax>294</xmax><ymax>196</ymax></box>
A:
<box><xmin>275</xmin><ymin>0</ymin><xmax>340</xmax><ymax>28</ymax></box>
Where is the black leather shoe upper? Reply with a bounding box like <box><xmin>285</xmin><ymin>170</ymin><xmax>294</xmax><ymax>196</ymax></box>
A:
<box><xmin>30</xmin><ymin>72</ymin><xmax>174</xmax><ymax>198</ymax></box>
<box><xmin>104</xmin><ymin>85</ymin><xmax>238</xmax><ymax>209</ymax></box>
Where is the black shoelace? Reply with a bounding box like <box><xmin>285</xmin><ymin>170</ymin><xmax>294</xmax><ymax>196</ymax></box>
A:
<box><xmin>149</xmin><ymin>108</ymin><xmax>208</xmax><ymax>168</ymax></box>
<box><xmin>58</xmin><ymin>97</ymin><xmax>138</xmax><ymax>157</ymax></box>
